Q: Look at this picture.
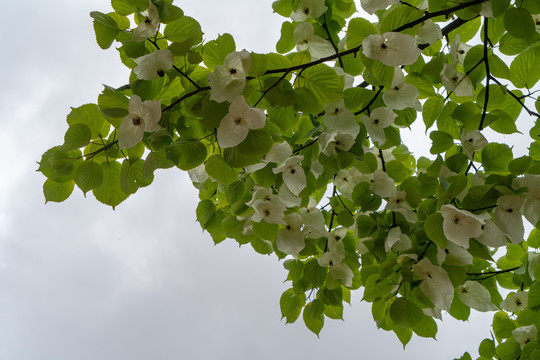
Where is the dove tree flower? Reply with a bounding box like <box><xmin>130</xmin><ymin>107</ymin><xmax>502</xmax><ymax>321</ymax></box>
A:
<box><xmin>323</xmin><ymin>99</ymin><xmax>360</xmax><ymax>137</ymax></box>
<box><xmin>217</xmin><ymin>96</ymin><xmax>265</xmax><ymax>148</ymax></box>
<box><xmin>457</xmin><ymin>281</ymin><xmax>496</xmax><ymax>312</ymax></box>
<box><xmin>118</xmin><ymin>95</ymin><xmax>161</xmax><ymax>149</ymax></box>
<box><xmin>500</xmin><ymin>291</ymin><xmax>528</xmax><ymax>312</ymax></box>
<box><xmin>276</xmin><ymin>213</ymin><xmax>305</xmax><ymax>257</ymax></box>
<box><xmin>384</xmin><ymin>226</ymin><xmax>411</xmax><ymax>252</ymax></box>
<box><xmin>132</xmin><ymin>0</ymin><xmax>160</xmax><ymax>41</ymax></box>
<box><xmin>291</xmin><ymin>0</ymin><xmax>328</xmax><ymax>22</ymax></box>
<box><xmin>133</xmin><ymin>49</ymin><xmax>174</xmax><ymax>81</ymax></box>
<box><xmin>440</xmin><ymin>63</ymin><xmax>474</xmax><ymax>97</ymax></box>
<box><xmin>460</xmin><ymin>129</ymin><xmax>488</xmax><ymax>159</ymax></box>
<box><xmin>272</xmin><ymin>155</ymin><xmax>306</xmax><ymax>196</ymax></box>
<box><xmin>362</xmin><ymin>32</ymin><xmax>422</xmax><ymax>66</ymax></box>
<box><xmin>412</xmin><ymin>258</ymin><xmax>454</xmax><ymax>311</ymax></box>
<box><xmin>293</xmin><ymin>22</ymin><xmax>335</xmax><ymax>60</ymax></box>
<box><xmin>440</xmin><ymin>204</ymin><xmax>490</xmax><ymax>248</ymax></box>
<box><xmin>208</xmin><ymin>50</ymin><xmax>251</xmax><ymax>103</ymax></box>
<box><xmin>494</xmin><ymin>195</ymin><xmax>524</xmax><ymax>244</ymax></box>
<box><xmin>512</xmin><ymin>325</ymin><xmax>538</xmax><ymax>349</ymax></box>
<box><xmin>382</xmin><ymin>67</ymin><xmax>421</xmax><ymax>111</ymax></box>
<box><xmin>318</xmin><ymin>228</ymin><xmax>353</xmax><ymax>287</ymax></box>
<box><xmin>415</xmin><ymin>20</ymin><xmax>442</xmax><ymax>45</ymax></box>
<box><xmin>359</xmin><ymin>0</ymin><xmax>399</xmax><ymax>15</ymax></box>
<box><xmin>451</xmin><ymin>34</ymin><xmax>472</xmax><ymax>65</ymax></box>
<box><xmin>361</xmin><ymin>107</ymin><xmax>397</xmax><ymax>146</ymax></box>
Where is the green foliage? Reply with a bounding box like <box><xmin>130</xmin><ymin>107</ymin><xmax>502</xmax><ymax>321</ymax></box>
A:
<box><xmin>39</xmin><ymin>0</ymin><xmax>540</xmax><ymax>357</ymax></box>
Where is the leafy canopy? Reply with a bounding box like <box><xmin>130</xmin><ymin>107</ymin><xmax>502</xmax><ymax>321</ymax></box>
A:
<box><xmin>39</xmin><ymin>0</ymin><xmax>540</xmax><ymax>358</ymax></box>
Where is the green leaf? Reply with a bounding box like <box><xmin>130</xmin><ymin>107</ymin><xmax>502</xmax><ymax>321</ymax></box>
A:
<box><xmin>43</xmin><ymin>179</ymin><xmax>74</xmax><ymax>203</ymax></box>
<box><xmin>504</xmin><ymin>7</ymin><xmax>536</xmax><ymax>41</ymax></box>
<box><xmin>111</xmin><ymin>0</ymin><xmax>148</xmax><ymax>15</ymax></box>
<box><xmin>303</xmin><ymin>299</ymin><xmax>325</xmax><ymax>336</ymax></box>
<box><xmin>205</xmin><ymin>155</ymin><xmax>238</xmax><ymax>185</ymax></box>
<box><xmin>423</xmin><ymin>95</ymin><xmax>444</xmax><ymax>130</ymax></box>
<box><xmin>92</xmin><ymin>17</ymin><xmax>119</xmax><ymax>49</ymax></box>
<box><xmin>479</xmin><ymin>338</ymin><xmax>496</xmax><ymax>358</ymax></box>
<box><xmin>237</xmin><ymin>129</ymin><xmax>273</xmax><ymax>159</ymax></box>
<box><xmin>463</xmin><ymin>45</ymin><xmax>486</xmax><ymax>86</ymax></box>
<box><xmin>280</xmin><ymin>288</ymin><xmax>305</xmax><ymax>323</ymax></box>
<box><xmin>481</xmin><ymin>143</ymin><xmax>513</xmax><ymax>172</ymax></box>
<box><xmin>90</xmin><ymin>11</ymin><xmax>119</xmax><ymax>30</ymax></box>
<box><xmin>98</xmin><ymin>85</ymin><xmax>129</xmax><ymax>124</ymax></box>
<box><xmin>202</xmin><ymin>33</ymin><xmax>236</xmax><ymax>70</ymax></box>
<box><xmin>389</xmin><ymin>298</ymin><xmax>423</xmax><ymax>328</ymax></box>
<box><xmin>164</xmin><ymin>16</ymin><xmax>203</xmax><ymax>44</ymax></box>
<box><xmin>66</xmin><ymin>103</ymin><xmax>111</xmax><ymax>139</ymax></box>
<box><xmin>430</xmin><ymin>131</ymin><xmax>454</xmax><ymax>154</ymax></box>
<box><xmin>529</xmin><ymin>281</ymin><xmax>540</xmax><ymax>310</ymax></box>
<box><xmin>496</xmin><ymin>339</ymin><xmax>521</xmax><ymax>360</ymax></box>
<box><xmin>92</xmin><ymin>161</ymin><xmax>129</xmax><ymax>209</ymax></box>
<box><xmin>510</xmin><ymin>46</ymin><xmax>540</xmax><ymax>89</ymax></box>
<box><xmin>379</xmin><ymin>6</ymin><xmax>423</xmax><ymax>35</ymax></box>
<box><xmin>196</xmin><ymin>199</ymin><xmax>215</xmax><ymax>226</ymax></box>
<box><xmin>493</xmin><ymin>311</ymin><xmax>516</xmax><ymax>340</ymax></box>
<box><xmin>74</xmin><ymin>161</ymin><xmax>104</xmax><ymax>194</ymax></box>
<box><xmin>424</xmin><ymin>212</ymin><xmax>448</xmax><ymax>248</ymax></box>
<box><xmin>62</xmin><ymin>123</ymin><xmax>92</xmax><ymax>151</ymax></box>
<box><xmin>412</xmin><ymin>315</ymin><xmax>437</xmax><ymax>339</ymax></box>
<box><xmin>298</xmin><ymin>64</ymin><xmax>344</xmax><ymax>104</ymax></box>
<box><xmin>346</xmin><ymin>17</ymin><xmax>378</xmax><ymax>49</ymax></box>
<box><xmin>276</xmin><ymin>21</ymin><xmax>295</xmax><ymax>54</ymax></box>
<box><xmin>165</xmin><ymin>140</ymin><xmax>207</xmax><ymax>170</ymax></box>
<box><xmin>251</xmin><ymin>220</ymin><xmax>279</xmax><ymax>241</ymax></box>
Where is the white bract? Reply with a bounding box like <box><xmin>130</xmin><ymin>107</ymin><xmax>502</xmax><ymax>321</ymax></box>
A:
<box><xmin>512</xmin><ymin>325</ymin><xmax>537</xmax><ymax>349</ymax></box>
<box><xmin>500</xmin><ymin>291</ymin><xmax>528</xmax><ymax>312</ymax></box>
<box><xmin>494</xmin><ymin>195</ymin><xmax>524</xmax><ymax>244</ymax></box>
<box><xmin>359</xmin><ymin>0</ymin><xmax>399</xmax><ymax>15</ymax></box>
<box><xmin>323</xmin><ymin>99</ymin><xmax>360</xmax><ymax>137</ymax></box>
<box><xmin>384</xmin><ymin>226</ymin><xmax>411</xmax><ymax>252</ymax></box>
<box><xmin>362</xmin><ymin>32</ymin><xmax>422</xmax><ymax>66</ymax></box>
<box><xmin>382</xmin><ymin>67</ymin><xmax>421</xmax><ymax>111</ymax></box>
<box><xmin>319</xmin><ymin>131</ymin><xmax>356</xmax><ymax>155</ymax></box>
<box><xmin>133</xmin><ymin>49</ymin><xmax>174</xmax><ymax>81</ymax></box>
<box><xmin>273</xmin><ymin>155</ymin><xmax>307</xmax><ymax>196</ymax></box>
<box><xmin>460</xmin><ymin>129</ymin><xmax>488</xmax><ymax>159</ymax></box>
<box><xmin>451</xmin><ymin>34</ymin><xmax>472</xmax><ymax>65</ymax></box>
<box><xmin>291</xmin><ymin>0</ymin><xmax>328</xmax><ymax>22</ymax></box>
<box><xmin>415</xmin><ymin>20</ymin><xmax>442</xmax><ymax>45</ymax></box>
<box><xmin>361</xmin><ymin>107</ymin><xmax>397</xmax><ymax>146</ymax></box>
<box><xmin>132</xmin><ymin>0</ymin><xmax>160</xmax><ymax>41</ymax></box>
<box><xmin>370</xmin><ymin>169</ymin><xmax>396</xmax><ymax>198</ymax></box>
<box><xmin>456</xmin><ymin>281</ymin><xmax>496</xmax><ymax>312</ymax></box>
<box><xmin>440</xmin><ymin>63</ymin><xmax>474</xmax><ymax>97</ymax></box>
<box><xmin>208</xmin><ymin>50</ymin><xmax>251</xmax><ymax>103</ymax></box>
<box><xmin>317</xmin><ymin>228</ymin><xmax>353</xmax><ymax>287</ymax></box>
<box><xmin>293</xmin><ymin>22</ymin><xmax>335</xmax><ymax>60</ymax></box>
<box><xmin>440</xmin><ymin>204</ymin><xmax>489</xmax><ymax>248</ymax></box>
<box><xmin>476</xmin><ymin>219</ymin><xmax>508</xmax><ymax>247</ymax></box>
<box><xmin>386</xmin><ymin>190</ymin><xmax>417</xmax><ymax>223</ymax></box>
<box><xmin>412</xmin><ymin>258</ymin><xmax>454</xmax><ymax>311</ymax></box>
<box><xmin>300</xmin><ymin>198</ymin><xmax>328</xmax><ymax>239</ymax></box>
<box><xmin>217</xmin><ymin>96</ymin><xmax>265</xmax><ymax>148</ymax></box>
<box><xmin>521</xmin><ymin>174</ymin><xmax>540</xmax><ymax>226</ymax></box>
<box><xmin>436</xmin><ymin>242</ymin><xmax>473</xmax><ymax>266</ymax></box>
<box><xmin>276</xmin><ymin>213</ymin><xmax>305</xmax><ymax>258</ymax></box>
<box><xmin>118</xmin><ymin>95</ymin><xmax>161</xmax><ymax>149</ymax></box>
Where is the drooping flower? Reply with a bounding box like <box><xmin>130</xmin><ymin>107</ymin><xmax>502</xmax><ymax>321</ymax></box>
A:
<box><xmin>415</xmin><ymin>20</ymin><xmax>442</xmax><ymax>45</ymax></box>
<box><xmin>386</xmin><ymin>190</ymin><xmax>417</xmax><ymax>223</ymax></box>
<box><xmin>118</xmin><ymin>95</ymin><xmax>161</xmax><ymax>149</ymax></box>
<box><xmin>460</xmin><ymin>129</ymin><xmax>488</xmax><ymax>159</ymax></box>
<box><xmin>382</xmin><ymin>67</ymin><xmax>422</xmax><ymax>111</ymax></box>
<box><xmin>208</xmin><ymin>50</ymin><xmax>251</xmax><ymax>103</ymax></box>
<box><xmin>187</xmin><ymin>164</ymin><xmax>209</xmax><ymax>183</ymax></box>
<box><xmin>512</xmin><ymin>325</ymin><xmax>538</xmax><ymax>349</ymax></box>
<box><xmin>272</xmin><ymin>155</ymin><xmax>306</xmax><ymax>196</ymax></box>
<box><xmin>440</xmin><ymin>63</ymin><xmax>474</xmax><ymax>97</ymax></box>
<box><xmin>436</xmin><ymin>242</ymin><xmax>473</xmax><ymax>266</ymax></box>
<box><xmin>276</xmin><ymin>213</ymin><xmax>305</xmax><ymax>258</ymax></box>
<box><xmin>384</xmin><ymin>226</ymin><xmax>411</xmax><ymax>252</ymax></box>
<box><xmin>334</xmin><ymin>167</ymin><xmax>367</xmax><ymax>200</ymax></box>
<box><xmin>440</xmin><ymin>204</ymin><xmax>490</xmax><ymax>248</ymax></box>
<box><xmin>293</xmin><ymin>22</ymin><xmax>335</xmax><ymax>60</ymax></box>
<box><xmin>533</xmin><ymin>14</ymin><xmax>540</xmax><ymax>32</ymax></box>
<box><xmin>244</xmin><ymin>141</ymin><xmax>292</xmax><ymax>173</ymax></box>
<box><xmin>319</xmin><ymin>131</ymin><xmax>356</xmax><ymax>155</ymax></box>
<box><xmin>494</xmin><ymin>195</ymin><xmax>524</xmax><ymax>244</ymax></box>
<box><xmin>217</xmin><ymin>96</ymin><xmax>265</xmax><ymax>148</ymax></box>
<box><xmin>412</xmin><ymin>258</ymin><xmax>454</xmax><ymax>311</ymax></box>
<box><xmin>291</xmin><ymin>0</ymin><xmax>328</xmax><ymax>22</ymax></box>
<box><xmin>529</xmin><ymin>253</ymin><xmax>540</xmax><ymax>281</ymax></box>
<box><xmin>362</xmin><ymin>32</ymin><xmax>422</xmax><ymax>67</ymax></box>
<box><xmin>323</xmin><ymin>99</ymin><xmax>360</xmax><ymax>137</ymax></box>
<box><xmin>457</xmin><ymin>280</ymin><xmax>496</xmax><ymax>312</ymax></box>
<box><xmin>476</xmin><ymin>219</ymin><xmax>508</xmax><ymax>248</ymax></box>
<box><xmin>500</xmin><ymin>291</ymin><xmax>528</xmax><ymax>312</ymax></box>
<box><xmin>361</xmin><ymin>107</ymin><xmax>397</xmax><ymax>146</ymax></box>
<box><xmin>521</xmin><ymin>174</ymin><xmax>540</xmax><ymax>226</ymax></box>
<box><xmin>300</xmin><ymin>198</ymin><xmax>328</xmax><ymax>239</ymax></box>
<box><xmin>317</xmin><ymin>228</ymin><xmax>353</xmax><ymax>287</ymax></box>
<box><xmin>132</xmin><ymin>0</ymin><xmax>160</xmax><ymax>41</ymax></box>
<box><xmin>133</xmin><ymin>49</ymin><xmax>174</xmax><ymax>81</ymax></box>
<box><xmin>451</xmin><ymin>34</ymin><xmax>472</xmax><ymax>65</ymax></box>
<box><xmin>249</xmin><ymin>193</ymin><xmax>287</xmax><ymax>225</ymax></box>
<box><xmin>370</xmin><ymin>169</ymin><xmax>396</xmax><ymax>198</ymax></box>
<box><xmin>359</xmin><ymin>0</ymin><xmax>399</xmax><ymax>15</ymax></box>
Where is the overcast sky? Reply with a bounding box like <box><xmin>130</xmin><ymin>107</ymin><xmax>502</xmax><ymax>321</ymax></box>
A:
<box><xmin>0</xmin><ymin>1</ymin><xmax>499</xmax><ymax>359</ymax></box>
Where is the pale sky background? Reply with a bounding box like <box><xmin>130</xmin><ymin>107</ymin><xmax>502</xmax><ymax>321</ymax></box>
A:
<box><xmin>0</xmin><ymin>1</ymin><xmax>513</xmax><ymax>359</ymax></box>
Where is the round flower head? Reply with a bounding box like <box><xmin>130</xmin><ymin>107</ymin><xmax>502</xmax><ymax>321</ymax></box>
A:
<box><xmin>440</xmin><ymin>63</ymin><xmax>474</xmax><ymax>97</ymax></box>
<box><xmin>451</xmin><ymin>34</ymin><xmax>472</xmax><ymax>65</ymax></box>
<box><xmin>217</xmin><ymin>96</ymin><xmax>265</xmax><ymax>148</ymax></box>
<box><xmin>361</xmin><ymin>107</ymin><xmax>397</xmax><ymax>146</ymax></box>
<box><xmin>460</xmin><ymin>129</ymin><xmax>488</xmax><ymax>159</ymax></box>
<box><xmin>440</xmin><ymin>204</ymin><xmax>490</xmax><ymax>248</ymax></box>
<box><xmin>382</xmin><ymin>67</ymin><xmax>421</xmax><ymax>111</ymax></box>
<box><xmin>362</xmin><ymin>32</ymin><xmax>421</xmax><ymax>66</ymax></box>
<box><xmin>133</xmin><ymin>49</ymin><xmax>174</xmax><ymax>81</ymax></box>
<box><xmin>360</xmin><ymin>0</ymin><xmax>399</xmax><ymax>14</ymax></box>
<box><xmin>294</xmin><ymin>22</ymin><xmax>335</xmax><ymax>60</ymax></box>
<box><xmin>323</xmin><ymin>99</ymin><xmax>360</xmax><ymax>137</ymax></box>
<box><xmin>416</xmin><ymin>20</ymin><xmax>442</xmax><ymax>45</ymax></box>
